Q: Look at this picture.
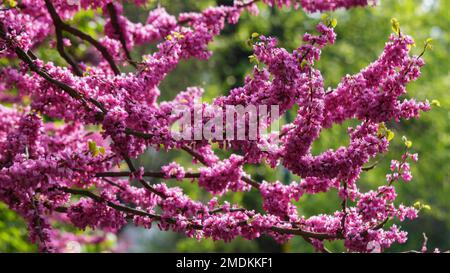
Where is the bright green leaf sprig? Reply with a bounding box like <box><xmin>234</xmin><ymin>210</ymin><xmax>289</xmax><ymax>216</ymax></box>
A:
<box><xmin>418</xmin><ymin>37</ymin><xmax>433</xmax><ymax>57</ymax></box>
<box><xmin>3</xmin><ymin>0</ymin><xmax>17</xmax><ymax>8</ymax></box>
<box><xmin>167</xmin><ymin>31</ymin><xmax>185</xmax><ymax>41</ymax></box>
<box><xmin>88</xmin><ymin>140</ymin><xmax>106</xmax><ymax>157</ymax></box>
<box><xmin>247</xmin><ymin>32</ymin><xmax>262</xmax><ymax>67</ymax></box>
<box><xmin>425</xmin><ymin>38</ymin><xmax>433</xmax><ymax>51</ymax></box>
<box><xmin>391</xmin><ymin>18</ymin><xmax>401</xmax><ymax>35</ymax></box>
<box><xmin>248</xmin><ymin>54</ymin><xmax>260</xmax><ymax>66</ymax></box>
<box><xmin>431</xmin><ymin>99</ymin><xmax>441</xmax><ymax>107</ymax></box>
<box><xmin>402</xmin><ymin>136</ymin><xmax>412</xmax><ymax>148</ymax></box>
<box><xmin>377</xmin><ymin>123</ymin><xmax>395</xmax><ymax>142</ymax></box>
<box><xmin>414</xmin><ymin>201</ymin><xmax>431</xmax><ymax>211</ymax></box>
<box><xmin>322</xmin><ymin>14</ymin><xmax>338</xmax><ymax>28</ymax></box>
<box><xmin>246</xmin><ymin>32</ymin><xmax>260</xmax><ymax>48</ymax></box>
<box><xmin>300</xmin><ymin>59</ymin><xmax>309</xmax><ymax>69</ymax></box>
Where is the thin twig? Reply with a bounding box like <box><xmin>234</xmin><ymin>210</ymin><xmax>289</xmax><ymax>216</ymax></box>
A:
<box><xmin>181</xmin><ymin>145</ymin><xmax>261</xmax><ymax>189</ymax></box>
<box><xmin>44</xmin><ymin>0</ymin><xmax>83</xmax><ymax>76</ymax></box>
<box><xmin>362</xmin><ymin>161</ymin><xmax>379</xmax><ymax>171</ymax></box>
<box><xmin>106</xmin><ymin>3</ymin><xmax>137</xmax><ymax>68</ymax></box>
<box><xmin>340</xmin><ymin>180</ymin><xmax>348</xmax><ymax>235</ymax></box>
<box><xmin>121</xmin><ymin>154</ymin><xmax>166</xmax><ymax>198</ymax></box>
<box><xmin>31</xmin><ymin>196</ymin><xmax>49</xmax><ymax>253</ymax></box>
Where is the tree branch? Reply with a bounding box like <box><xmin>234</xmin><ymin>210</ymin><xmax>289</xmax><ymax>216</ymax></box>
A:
<box><xmin>0</xmin><ymin>24</ymin><xmax>108</xmax><ymax>115</ymax></box>
<box><xmin>62</xmin><ymin>187</ymin><xmax>166</xmax><ymax>220</ymax></box>
<box><xmin>44</xmin><ymin>0</ymin><xmax>83</xmax><ymax>76</ymax></box>
<box><xmin>43</xmin><ymin>0</ymin><xmax>121</xmax><ymax>75</ymax></box>
<box><xmin>270</xmin><ymin>226</ymin><xmax>342</xmax><ymax>240</ymax></box>
<box><xmin>106</xmin><ymin>3</ymin><xmax>137</xmax><ymax>68</ymax></box>
<box><xmin>96</xmin><ymin>171</ymin><xmax>200</xmax><ymax>179</ymax></box>
<box><xmin>178</xmin><ymin>0</ymin><xmax>260</xmax><ymax>25</ymax></box>
<box><xmin>62</xmin><ymin>187</ymin><xmax>342</xmax><ymax>240</ymax></box>
<box><xmin>31</xmin><ymin>196</ymin><xmax>50</xmax><ymax>253</ymax></box>
<box><xmin>340</xmin><ymin>180</ymin><xmax>348</xmax><ymax>235</ymax></box>
<box><xmin>121</xmin><ymin>154</ymin><xmax>166</xmax><ymax>198</ymax></box>
<box><xmin>181</xmin><ymin>145</ymin><xmax>261</xmax><ymax>189</ymax></box>
<box><xmin>362</xmin><ymin>161</ymin><xmax>379</xmax><ymax>171</ymax></box>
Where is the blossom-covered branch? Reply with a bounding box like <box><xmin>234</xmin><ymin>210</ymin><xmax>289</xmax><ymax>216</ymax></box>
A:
<box><xmin>0</xmin><ymin>0</ymin><xmax>437</xmax><ymax>253</ymax></box>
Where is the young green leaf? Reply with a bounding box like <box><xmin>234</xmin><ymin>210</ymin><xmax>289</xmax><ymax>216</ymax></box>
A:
<box><xmin>391</xmin><ymin>18</ymin><xmax>400</xmax><ymax>34</ymax></box>
<box><xmin>402</xmin><ymin>136</ymin><xmax>412</xmax><ymax>148</ymax></box>
<box><xmin>431</xmin><ymin>99</ymin><xmax>441</xmax><ymax>107</ymax></box>
<box><xmin>331</xmin><ymin>18</ymin><xmax>338</xmax><ymax>28</ymax></box>
<box><xmin>88</xmin><ymin>140</ymin><xmax>99</xmax><ymax>156</ymax></box>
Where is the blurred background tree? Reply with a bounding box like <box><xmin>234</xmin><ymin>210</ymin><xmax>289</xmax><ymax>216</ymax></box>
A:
<box><xmin>0</xmin><ymin>0</ymin><xmax>448</xmax><ymax>252</ymax></box>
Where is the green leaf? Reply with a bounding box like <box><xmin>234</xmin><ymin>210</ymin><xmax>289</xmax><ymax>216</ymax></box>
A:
<box><xmin>251</xmin><ymin>32</ymin><xmax>259</xmax><ymax>39</ymax></box>
<box><xmin>431</xmin><ymin>99</ymin><xmax>441</xmax><ymax>107</ymax></box>
<box><xmin>247</xmin><ymin>32</ymin><xmax>260</xmax><ymax>48</ymax></box>
<box><xmin>377</xmin><ymin>122</ymin><xmax>387</xmax><ymax>138</ymax></box>
<box><xmin>331</xmin><ymin>18</ymin><xmax>338</xmax><ymax>28</ymax></box>
<box><xmin>321</xmin><ymin>14</ymin><xmax>337</xmax><ymax>28</ymax></box>
<box><xmin>377</xmin><ymin>123</ymin><xmax>394</xmax><ymax>141</ymax></box>
<box><xmin>425</xmin><ymin>38</ymin><xmax>433</xmax><ymax>50</ymax></box>
<box><xmin>413</xmin><ymin>201</ymin><xmax>431</xmax><ymax>211</ymax></box>
<box><xmin>413</xmin><ymin>201</ymin><xmax>421</xmax><ymax>209</ymax></box>
<box><xmin>10</xmin><ymin>0</ymin><xmax>17</xmax><ymax>7</ymax></box>
<box><xmin>248</xmin><ymin>54</ymin><xmax>258</xmax><ymax>65</ymax></box>
<box><xmin>406</xmin><ymin>141</ymin><xmax>412</xmax><ymax>148</ymax></box>
<box><xmin>88</xmin><ymin>140</ymin><xmax>98</xmax><ymax>156</ymax></box>
<box><xmin>391</xmin><ymin>18</ymin><xmax>400</xmax><ymax>34</ymax></box>
<box><xmin>387</xmin><ymin>130</ymin><xmax>395</xmax><ymax>142</ymax></box>
<box><xmin>402</xmin><ymin>136</ymin><xmax>412</xmax><ymax>148</ymax></box>
<box><xmin>173</xmin><ymin>32</ymin><xmax>185</xmax><ymax>40</ymax></box>
<box><xmin>300</xmin><ymin>59</ymin><xmax>308</xmax><ymax>69</ymax></box>
<box><xmin>6</xmin><ymin>0</ymin><xmax>17</xmax><ymax>8</ymax></box>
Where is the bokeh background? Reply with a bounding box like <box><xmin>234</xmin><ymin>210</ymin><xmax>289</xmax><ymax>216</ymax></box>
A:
<box><xmin>0</xmin><ymin>0</ymin><xmax>448</xmax><ymax>252</ymax></box>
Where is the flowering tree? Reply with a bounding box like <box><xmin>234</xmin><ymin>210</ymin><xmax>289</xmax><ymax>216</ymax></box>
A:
<box><xmin>0</xmin><ymin>0</ymin><xmax>437</xmax><ymax>253</ymax></box>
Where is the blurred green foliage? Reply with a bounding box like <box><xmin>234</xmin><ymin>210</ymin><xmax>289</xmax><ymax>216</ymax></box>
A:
<box><xmin>0</xmin><ymin>0</ymin><xmax>448</xmax><ymax>252</ymax></box>
<box><xmin>0</xmin><ymin>203</ymin><xmax>36</xmax><ymax>252</ymax></box>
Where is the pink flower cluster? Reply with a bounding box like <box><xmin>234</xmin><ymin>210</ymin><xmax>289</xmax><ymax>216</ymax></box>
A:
<box><xmin>199</xmin><ymin>154</ymin><xmax>250</xmax><ymax>195</ymax></box>
<box><xmin>387</xmin><ymin>152</ymin><xmax>418</xmax><ymax>183</ymax></box>
<box><xmin>260</xmin><ymin>181</ymin><xmax>302</xmax><ymax>221</ymax></box>
<box><xmin>104</xmin><ymin>5</ymin><xmax>177</xmax><ymax>52</ymax></box>
<box><xmin>0</xmin><ymin>0</ymin><xmax>434</xmax><ymax>253</ymax></box>
<box><xmin>161</xmin><ymin>162</ymin><xmax>185</xmax><ymax>181</ymax></box>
